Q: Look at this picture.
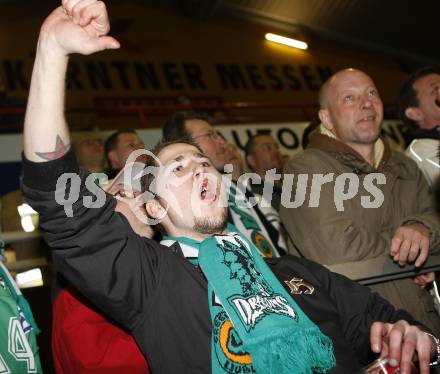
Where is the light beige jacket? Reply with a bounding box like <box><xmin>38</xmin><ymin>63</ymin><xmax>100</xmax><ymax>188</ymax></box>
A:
<box><xmin>280</xmin><ymin>130</ymin><xmax>440</xmax><ymax>334</ymax></box>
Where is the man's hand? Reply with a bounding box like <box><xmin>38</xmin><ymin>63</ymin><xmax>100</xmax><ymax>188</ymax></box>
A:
<box><xmin>24</xmin><ymin>0</ymin><xmax>119</xmax><ymax>162</ymax></box>
<box><xmin>370</xmin><ymin>320</ymin><xmax>434</xmax><ymax>374</ymax></box>
<box><xmin>390</xmin><ymin>223</ymin><xmax>430</xmax><ymax>267</ymax></box>
<box><xmin>413</xmin><ymin>272</ymin><xmax>435</xmax><ymax>289</ymax></box>
<box><xmin>39</xmin><ymin>0</ymin><xmax>119</xmax><ymax>57</ymax></box>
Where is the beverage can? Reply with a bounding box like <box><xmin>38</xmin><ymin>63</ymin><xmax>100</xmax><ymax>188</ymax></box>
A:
<box><xmin>360</xmin><ymin>357</ymin><xmax>418</xmax><ymax>374</ymax></box>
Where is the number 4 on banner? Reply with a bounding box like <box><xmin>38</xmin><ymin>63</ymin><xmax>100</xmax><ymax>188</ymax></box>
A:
<box><xmin>7</xmin><ymin>317</ymin><xmax>36</xmax><ymax>373</ymax></box>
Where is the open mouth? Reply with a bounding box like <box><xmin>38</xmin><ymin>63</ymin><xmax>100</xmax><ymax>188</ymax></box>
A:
<box><xmin>358</xmin><ymin>115</ymin><xmax>376</xmax><ymax>123</ymax></box>
<box><xmin>435</xmin><ymin>98</ymin><xmax>440</xmax><ymax>108</ymax></box>
<box><xmin>199</xmin><ymin>178</ymin><xmax>216</xmax><ymax>202</ymax></box>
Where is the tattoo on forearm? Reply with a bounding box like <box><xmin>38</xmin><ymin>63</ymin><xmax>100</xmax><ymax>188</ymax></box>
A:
<box><xmin>35</xmin><ymin>135</ymin><xmax>70</xmax><ymax>161</ymax></box>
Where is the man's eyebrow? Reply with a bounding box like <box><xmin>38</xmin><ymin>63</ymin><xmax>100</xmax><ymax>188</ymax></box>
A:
<box><xmin>339</xmin><ymin>87</ymin><xmax>355</xmax><ymax>94</ymax></box>
<box><xmin>165</xmin><ymin>152</ymin><xmax>207</xmax><ymax>166</ymax></box>
<box><xmin>162</xmin><ymin>155</ymin><xmax>183</xmax><ymax>167</ymax></box>
<box><xmin>194</xmin><ymin>152</ymin><xmax>207</xmax><ymax>159</ymax></box>
<box><xmin>173</xmin><ymin>152</ymin><xmax>205</xmax><ymax>161</ymax></box>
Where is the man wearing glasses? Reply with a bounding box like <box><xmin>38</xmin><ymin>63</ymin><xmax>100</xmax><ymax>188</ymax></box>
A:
<box><xmin>163</xmin><ymin>111</ymin><xmax>287</xmax><ymax>257</ymax></box>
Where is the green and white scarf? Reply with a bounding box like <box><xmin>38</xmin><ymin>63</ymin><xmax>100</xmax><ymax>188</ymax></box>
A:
<box><xmin>162</xmin><ymin>227</ymin><xmax>335</xmax><ymax>374</ymax></box>
<box><xmin>0</xmin><ymin>247</ymin><xmax>40</xmax><ymax>334</ymax></box>
<box><xmin>228</xmin><ymin>182</ymin><xmax>281</xmax><ymax>258</ymax></box>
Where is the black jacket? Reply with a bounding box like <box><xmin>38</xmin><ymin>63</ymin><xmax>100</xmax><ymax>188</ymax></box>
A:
<box><xmin>22</xmin><ymin>150</ymin><xmax>418</xmax><ymax>374</ymax></box>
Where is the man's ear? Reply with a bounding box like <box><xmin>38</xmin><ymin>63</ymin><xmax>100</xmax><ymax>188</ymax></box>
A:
<box><xmin>246</xmin><ymin>154</ymin><xmax>257</xmax><ymax>170</ymax></box>
<box><xmin>319</xmin><ymin>109</ymin><xmax>332</xmax><ymax>131</ymax></box>
<box><xmin>405</xmin><ymin>107</ymin><xmax>423</xmax><ymax>123</ymax></box>
<box><xmin>145</xmin><ymin>199</ymin><xmax>166</xmax><ymax>220</ymax></box>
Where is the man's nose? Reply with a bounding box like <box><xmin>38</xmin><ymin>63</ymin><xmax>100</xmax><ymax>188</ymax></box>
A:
<box><xmin>361</xmin><ymin>96</ymin><xmax>373</xmax><ymax>109</ymax></box>
<box><xmin>193</xmin><ymin>162</ymin><xmax>206</xmax><ymax>177</ymax></box>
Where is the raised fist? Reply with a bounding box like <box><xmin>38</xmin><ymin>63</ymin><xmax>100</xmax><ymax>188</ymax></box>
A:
<box><xmin>38</xmin><ymin>0</ymin><xmax>119</xmax><ymax>57</ymax></box>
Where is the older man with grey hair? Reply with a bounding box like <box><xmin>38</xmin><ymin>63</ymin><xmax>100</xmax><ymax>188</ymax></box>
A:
<box><xmin>280</xmin><ymin>68</ymin><xmax>440</xmax><ymax>336</ymax></box>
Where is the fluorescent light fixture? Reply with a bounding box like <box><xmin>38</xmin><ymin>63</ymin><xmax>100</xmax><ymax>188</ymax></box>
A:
<box><xmin>265</xmin><ymin>33</ymin><xmax>308</xmax><ymax>50</ymax></box>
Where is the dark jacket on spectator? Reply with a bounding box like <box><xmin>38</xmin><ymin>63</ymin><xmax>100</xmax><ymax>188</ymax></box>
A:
<box><xmin>23</xmin><ymin>150</ymin><xmax>421</xmax><ymax>373</ymax></box>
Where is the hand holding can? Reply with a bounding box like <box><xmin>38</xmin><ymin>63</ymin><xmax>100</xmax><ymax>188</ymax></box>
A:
<box><xmin>360</xmin><ymin>357</ymin><xmax>418</xmax><ymax>374</ymax></box>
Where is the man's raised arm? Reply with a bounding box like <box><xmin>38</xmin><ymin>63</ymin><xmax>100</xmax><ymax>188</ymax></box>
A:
<box><xmin>23</xmin><ymin>0</ymin><xmax>119</xmax><ymax>161</ymax></box>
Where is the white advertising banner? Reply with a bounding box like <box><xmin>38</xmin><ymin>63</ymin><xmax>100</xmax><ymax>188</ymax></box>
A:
<box><xmin>0</xmin><ymin>120</ymin><xmax>407</xmax><ymax>163</ymax></box>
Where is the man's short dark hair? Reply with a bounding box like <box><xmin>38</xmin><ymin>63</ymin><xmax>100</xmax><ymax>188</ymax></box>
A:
<box><xmin>397</xmin><ymin>66</ymin><xmax>440</xmax><ymax>131</ymax></box>
<box><xmin>163</xmin><ymin>111</ymin><xmax>211</xmax><ymax>142</ymax></box>
<box><xmin>104</xmin><ymin>129</ymin><xmax>137</xmax><ymax>166</ymax></box>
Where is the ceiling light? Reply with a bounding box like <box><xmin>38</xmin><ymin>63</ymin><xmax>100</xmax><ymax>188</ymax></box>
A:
<box><xmin>265</xmin><ymin>33</ymin><xmax>308</xmax><ymax>50</ymax></box>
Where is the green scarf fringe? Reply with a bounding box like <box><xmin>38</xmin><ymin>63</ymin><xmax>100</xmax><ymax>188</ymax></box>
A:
<box><xmin>247</xmin><ymin>326</ymin><xmax>335</xmax><ymax>373</ymax></box>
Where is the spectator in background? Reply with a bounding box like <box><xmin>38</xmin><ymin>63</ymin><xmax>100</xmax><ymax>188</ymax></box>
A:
<box><xmin>1</xmin><ymin>132</ymin><xmax>104</xmax><ymax>238</ymax></box>
<box><xmin>163</xmin><ymin>111</ymin><xmax>227</xmax><ymax>170</ymax></box>
<box><xmin>104</xmin><ymin>129</ymin><xmax>145</xmax><ymax>179</ymax></box>
<box><xmin>72</xmin><ymin>132</ymin><xmax>105</xmax><ymax>174</ymax></box>
<box><xmin>397</xmin><ymin>68</ymin><xmax>440</xmax><ymax>318</ymax></box>
<box><xmin>163</xmin><ymin>111</ymin><xmax>287</xmax><ymax>257</ymax></box>
<box><xmin>224</xmin><ymin>142</ymin><xmax>284</xmax><ymax>236</ymax></box>
<box><xmin>397</xmin><ymin>66</ymin><xmax>440</xmax><ymax>187</ymax></box>
<box><xmin>245</xmin><ymin>134</ymin><xmax>284</xmax><ymax>211</ymax></box>
<box><xmin>223</xmin><ymin>142</ymin><xmax>244</xmax><ymax>182</ymax></box>
<box><xmin>280</xmin><ymin>68</ymin><xmax>440</xmax><ymax>335</ymax></box>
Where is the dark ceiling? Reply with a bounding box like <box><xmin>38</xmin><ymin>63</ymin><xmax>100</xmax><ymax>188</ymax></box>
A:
<box><xmin>173</xmin><ymin>0</ymin><xmax>440</xmax><ymax>66</ymax></box>
<box><xmin>1</xmin><ymin>0</ymin><xmax>438</xmax><ymax>66</ymax></box>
